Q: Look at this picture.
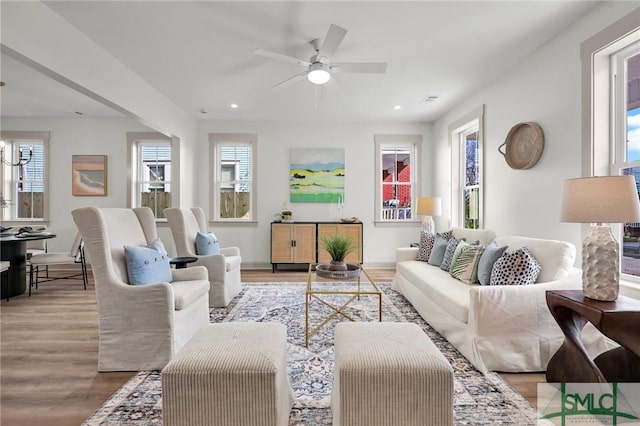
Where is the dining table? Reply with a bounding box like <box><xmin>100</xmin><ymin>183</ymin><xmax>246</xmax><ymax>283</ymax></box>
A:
<box><xmin>1</xmin><ymin>232</ymin><xmax>56</xmax><ymax>299</ymax></box>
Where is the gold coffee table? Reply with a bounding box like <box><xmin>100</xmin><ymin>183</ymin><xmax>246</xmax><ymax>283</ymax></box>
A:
<box><xmin>305</xmin><ymin>263</ymin><xmax>382</xmax><ymax>347</ymax></box>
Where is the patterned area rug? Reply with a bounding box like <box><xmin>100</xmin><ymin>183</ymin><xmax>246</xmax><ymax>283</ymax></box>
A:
<box><xmin>83</xmin><ymin>282</ymin><xmax>540</xmax><ymax>425</ymax></box>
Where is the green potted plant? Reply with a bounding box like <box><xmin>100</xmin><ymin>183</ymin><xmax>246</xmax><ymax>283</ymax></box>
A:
<box><xmin>281</xmin><ymin>210</ymin><xmax>292</xmax><ymax>222</ymax></box>
<box><xmin>320</xmin><ymin>233</ymin><xmax>357</xmax><ymax>271</ymax></box>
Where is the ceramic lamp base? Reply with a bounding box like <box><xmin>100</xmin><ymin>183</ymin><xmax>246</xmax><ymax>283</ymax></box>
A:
<box><xmin>582</xmin><ymin>225</ymin><xmax>619</xmax><ymax>301</ymax></box>
<box><xmin>421</xmin><ymin>216</ymin><xmax>435</xmax><ymax>235</ymax></box>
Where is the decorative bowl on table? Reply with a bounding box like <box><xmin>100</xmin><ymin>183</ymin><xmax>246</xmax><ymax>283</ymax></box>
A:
<box><xmin>316</xmin><ymin>263</ymin><xmax>361</xmax><ymax>279</ymax></box>
<box><xmin>340</xmin><ymin>217</ymin><xmax>360</xmax><ymax>223</ymax></box>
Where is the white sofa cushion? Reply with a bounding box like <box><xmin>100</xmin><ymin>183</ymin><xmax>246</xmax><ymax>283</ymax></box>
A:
<box><xmin>396</xmin><ymin>261</ymin><xmax>471</xmax><ymax>323</ymax></box>
<box><xmin>451</xmin><ymin>227</ymin><xmax>496</xmax><ymax>246</ymax></box>
<box><xmin>493</xmin><ymin>235</ymin><xmax>576</xmax><ymax>283</ymax></box>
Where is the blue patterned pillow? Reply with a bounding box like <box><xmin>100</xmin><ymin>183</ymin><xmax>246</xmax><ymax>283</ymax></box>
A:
<box><xmin>124</xmin><ymin>239</ymin><xmax>172</xmax><ymax>285</ymax></box>
<box><xmin>440</xmin><ymin>237</ymin><xmax>463</xmax><ymax>271</ymax></box>
<box><xmin>195</xmin><ymin>231</ymin><xmax>220</xmax><ymax>255</ymax></box>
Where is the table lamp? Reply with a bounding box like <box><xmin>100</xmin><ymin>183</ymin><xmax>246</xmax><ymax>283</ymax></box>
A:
<box><xmin>417</xmin><ymin>197</ymin><xmax>442</xmax><ymax>235</ymax></box>
<box><xmin>560</xmin><ymin>175</ymin><xmax>640</xmax><ymax>301</ymax></box>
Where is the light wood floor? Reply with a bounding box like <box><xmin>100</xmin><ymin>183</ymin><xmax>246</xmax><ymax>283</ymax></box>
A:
<box><xmin>0</xmin><ymin>269</ymin><xmax>544</xmax><ymax>425</ymax></box>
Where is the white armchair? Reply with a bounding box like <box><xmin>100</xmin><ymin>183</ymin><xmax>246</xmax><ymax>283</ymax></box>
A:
<box><xmin>72</xmin><ymin>207</ymin><xmax>210</xmax><ymax>372</ymax></box>
<box><xmin>164</xmin><ymin>207</ymin><xmax>242</xmax><ymax>307</ymax></box>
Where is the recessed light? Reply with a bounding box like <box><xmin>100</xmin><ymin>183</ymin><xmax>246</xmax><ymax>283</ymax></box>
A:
<box><xmin>199</xmin><ymin>108</ymin><xmax>208</xmax><ymax>114</ymax></box>
<box><xmin>74</xmin><ymin>111</ymin><xmax>84</xmax><ymax>115</ymax></box>
<box><xmin>394</xmin><ymin>105</ymin><xmax>402</xmax><ymax>110</ymax></box>
<box><xmin>230</xmin><ymin>104</ymin><xmax>239</xmax><ymax>109</ymax></box>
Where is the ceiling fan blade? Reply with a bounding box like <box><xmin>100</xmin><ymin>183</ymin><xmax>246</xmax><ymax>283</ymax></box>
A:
<box><xmin>331</xmin><ymin>62</ymin><xmax>387</xmax><ymax>73</ymax></box>
<box><xmin>270</xmin><ymin>70</ymin><xmax>309</xmax><ymax>89</ymax></box>
<box><xmin>317</xmin><ymin>24</ymin><xmax>347</xmax><ymax>59</ymax></box>
<box><xmin>254</xmin><ymin>48</ymin><xmax>310</xmax><ymax>67</ymax></box>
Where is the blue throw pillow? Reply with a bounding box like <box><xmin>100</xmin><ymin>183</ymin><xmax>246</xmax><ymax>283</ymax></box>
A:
<box><xmin>195</xmin><ymin>232</ymin><xmax>220</xmax><ymax>255</ymax></box>
<box><xmin>477</xmin><ymin>242</ymin><xmax>508</xmax><ymax>285</ymax></box>
<box><xmin>427</xmin><ymin>233</ymin><xmax>450</xmax><ymax>266</ymax></box>
<box><xmin>124</xmin><ymin>239</ymin><xmax>172</xmax><ymax>285</ymax></box>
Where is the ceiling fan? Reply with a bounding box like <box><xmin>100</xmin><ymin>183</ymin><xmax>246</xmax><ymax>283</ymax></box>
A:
<box><xmin>254</xmin><ymin>24</ymin><xmax>387</xmax><ymax>89</ymax></box>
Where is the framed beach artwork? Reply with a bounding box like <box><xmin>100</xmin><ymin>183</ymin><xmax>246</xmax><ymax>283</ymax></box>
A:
<box><xmin>72</xmin><ymin>155</ymin><xmax>107</xmax><ymax>196</ymax></box>
<box><xmin>290</xmin><ymin>148</ymin><xmax>344</xmax><ymax>203</ymax></box>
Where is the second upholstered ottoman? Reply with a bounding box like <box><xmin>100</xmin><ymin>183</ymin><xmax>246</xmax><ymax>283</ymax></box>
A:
<box><xmin>332</xmin><ymin>322</ymin><xmax>454</xmax><ymax>426</ymax></box>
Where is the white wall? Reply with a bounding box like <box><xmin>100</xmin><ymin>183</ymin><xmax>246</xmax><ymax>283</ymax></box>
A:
<box><xmin>1</xmin><ymin>117</ymin><xmax>430</xmax><ymax>266</ymax></box>
<box><xmin>197</xmin><ymin>120</ymin><xmax>431</xmax><ymax>267</ymax></box>
<box><xmin>431</xmin><ymin>2</ymin><xmax>639</xmax><ymax>265</ymax></box>
<box><xmin>1</xmin><ymin>117</ymin><xmax>155</xmax><ymax>252</ymax></box>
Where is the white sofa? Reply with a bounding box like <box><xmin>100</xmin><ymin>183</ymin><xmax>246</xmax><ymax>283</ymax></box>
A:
<box><xmin>392</xmin><ymin>227</ymin><xmax>609</xmax><ymax>373</ymax></box>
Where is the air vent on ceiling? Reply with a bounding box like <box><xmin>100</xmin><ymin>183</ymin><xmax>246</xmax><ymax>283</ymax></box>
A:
<box><xmin>421</xmin><ymin>95</ymin><xmax>439</xmax><ymax>103</ymax></box>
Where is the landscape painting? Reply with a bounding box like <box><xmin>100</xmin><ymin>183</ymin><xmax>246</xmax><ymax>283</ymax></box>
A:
<box><xmin>72</xmin><ymin>155</ymin><xmax>107</xmax><ymax>196</ymax></box>
<box><xmin>290</xmin><ymin>148</ymin><xmax>344</xmax><ymax>203</ymax></box>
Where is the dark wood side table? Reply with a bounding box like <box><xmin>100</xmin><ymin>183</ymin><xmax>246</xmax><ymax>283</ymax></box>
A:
<box><xmin>545</xmin><ymin>289</ymin><xmax>640</xmax><ymax>383</ymax></box>
<box><xmin>170</xmin><ymin>256</ymin><xmax>197</xmax><ymax>269</ymax></box>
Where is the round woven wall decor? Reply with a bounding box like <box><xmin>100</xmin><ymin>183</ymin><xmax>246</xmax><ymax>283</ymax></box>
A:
<box><xmin>498</xmin><ymin>122</ymin><xmax>544</xmax><ymax>170</ymax></box>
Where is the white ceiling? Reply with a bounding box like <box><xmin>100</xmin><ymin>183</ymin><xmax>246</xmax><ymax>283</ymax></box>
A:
<box><xmin>1</xmin><ymin>1</ymin><xmax>600</xmax><ymax>122</ymax></box>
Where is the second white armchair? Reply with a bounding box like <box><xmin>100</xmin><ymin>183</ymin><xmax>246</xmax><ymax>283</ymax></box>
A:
<box><xmin>165</xmin><ymin>207</ymin><xmax>242</xmax><ymax>307</ymax></box>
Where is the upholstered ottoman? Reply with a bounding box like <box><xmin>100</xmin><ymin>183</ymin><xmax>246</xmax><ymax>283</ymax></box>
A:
<box><xmin>162</xmin><ymin>322</ymin><xmax>294</xmax><ymax>426</ymax></box>
<box><xmin>332</xmin><ymin>322</ymin><xmax>454</xmax><ymax>426</ymax></box>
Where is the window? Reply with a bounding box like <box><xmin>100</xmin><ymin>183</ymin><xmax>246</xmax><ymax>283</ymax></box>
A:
<box><xmin>374</xmin><ymin>135</ymin><xmax>421</xmax><ymax>223</ymax></box>
<box><xmin>583</xmin><ymin>9</ymin><xmax>640</xmax><ymax>282</ymax></box>
<box><xmin>449</xmin><ymin>106</ymin><xmax>484</xmax><ymax>229</ymax></box>
<box><xmin>209</xmin><ymin>133</ymin><xmax>256</xmax><ymax>221</ymax></box>
<box><xmin>612</xmin><ymin>42</ymin><xmax>640</xmax><ymax>278</ymax></box>
<box><xmin>0</xmin><ymin>131</ymin><xmax>49</xmax><ymax>221</ymax></box>
<box><xmin>127</xmin><ymin>132</ymin><xmax>177</xmax><ymax>219</ymax></box>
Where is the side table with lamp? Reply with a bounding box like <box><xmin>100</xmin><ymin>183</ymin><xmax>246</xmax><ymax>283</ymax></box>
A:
<box><xmin>545</xmin><ymin>175</ymin><xmax>640</xmax><ymax>383</ymax></box>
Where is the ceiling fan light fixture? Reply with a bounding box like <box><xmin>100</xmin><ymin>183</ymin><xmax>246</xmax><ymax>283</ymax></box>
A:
<box><xmin>308</xmin><ymin>63</ymin><xmax>330</xmax><ymax>85</ymax></box>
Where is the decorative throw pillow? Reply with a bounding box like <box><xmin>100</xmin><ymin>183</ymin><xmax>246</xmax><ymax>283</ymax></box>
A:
<box><xmin>449</xmin><ymin>241</ymin><xmax>485</xmax><ymax>284</ymax></box>
<box><xmin>489</xmin><ymin>247</ymin><xmax>541</xmax><ymax>286</ymax></box>
<box><xmin>477</xmin><ymin>242</ymin><xmax>508</xmax><ymax>285</ymax></box>
<box><xmin>195</xmin><ymin>231</ymin><xmax>220</xmax><ymax>255</ymax></box>
<box><xmin>416</xmin><ymin>231</ymin><xmax>436</xmax><ymax>261</ymax></box>
<box><xmin>427</xmin><ymin>233</ymin><xmax>450</xmax><ymax>266</ymax></box>
<box><xmin>124</xmin><ymin>239</ymin><xmax>172</xmax><ymax>286</ymax></box>
<box><xmin>440</xmin><ymin>237</ymin><xmax>463</xmax><ymax>271</ymax></box>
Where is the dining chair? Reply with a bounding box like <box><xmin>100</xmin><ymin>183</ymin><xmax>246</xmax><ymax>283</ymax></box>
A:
<box><xmin>28</xmin><ymin>232</ymin><xmax>88</xmax><ymax>296</ymax></box>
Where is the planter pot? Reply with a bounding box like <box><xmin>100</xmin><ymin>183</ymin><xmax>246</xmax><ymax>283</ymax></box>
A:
<box><xmin>328</xmin><ymin>260</ymin><xmax>348</xmax><ymax>271</ymax></box>
<box><xmin>316</xmin><ymin>263</ymin><xmax>360</xmax><ymax>280</ymax></box>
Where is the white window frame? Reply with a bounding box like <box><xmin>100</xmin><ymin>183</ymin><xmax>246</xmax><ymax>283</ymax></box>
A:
<box><xmin>127</xmin><ymin>132</ymin><xmax>180</xmax><ymax>220</ymax></box>
<box><xmin>582</xmin><ymin>8</ymin><xmax>640</xmax><ymax>285</ymax></box>
<box><xmin>449</xmin><ymin>106</ymin><xmax>484</xmax><ymax>229</ymax></box>
<box><xmin>209</xmin><ymin>133</ymin><xmax>257</xmax><ymax>223</ymax></box>
<box><xmin>0</xmin><ymin>131</ymin><xmax>49</xmax><ymax>223</ymax></box>
<box><xmin>374</xmin><ymin>134</ymin><xmax>422</xmax><ymax>226</ymax></box>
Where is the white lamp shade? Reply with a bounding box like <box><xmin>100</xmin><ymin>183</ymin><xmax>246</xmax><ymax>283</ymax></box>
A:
<box><xmin>417</xmin><ymin>197</ymin><xmax>442</xmax><ymax>216</ymax></box>
<box><xmin>560</xmin><ymin>175</ymin><xmax>640</xmax><ymax>223</ymax></box>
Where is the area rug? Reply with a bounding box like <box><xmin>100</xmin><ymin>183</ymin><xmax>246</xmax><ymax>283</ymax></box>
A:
<box><xmin>83</xmin><ymin>282</ymin><xmax>540</xmax><ymax>425</ymax></box>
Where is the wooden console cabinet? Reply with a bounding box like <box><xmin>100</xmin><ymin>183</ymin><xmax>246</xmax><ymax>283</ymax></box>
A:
<box><xmin>271</xmin><ymin>221</ymin><xmax>363</xmax><ymax>272</ymax></box>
